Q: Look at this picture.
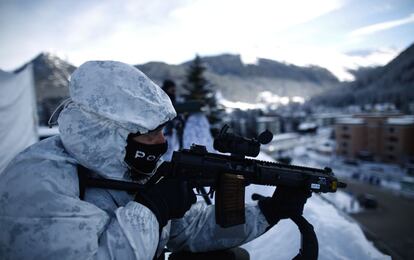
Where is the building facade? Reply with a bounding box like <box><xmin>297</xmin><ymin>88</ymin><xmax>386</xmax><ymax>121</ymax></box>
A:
<box><xmin>335</xmin><ymin>114</ymin><xmax>414</xmax><ymax>165</ymax></box>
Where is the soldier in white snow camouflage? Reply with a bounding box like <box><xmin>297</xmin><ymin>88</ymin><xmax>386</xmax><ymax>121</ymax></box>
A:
<box><xmin>0</xmin><ymin>60</ymin><xmax>309</xmax><ymax>259</ymax></box>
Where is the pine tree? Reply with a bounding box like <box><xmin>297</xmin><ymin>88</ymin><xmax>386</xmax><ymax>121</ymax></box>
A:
<box><xmin>183</xmin><ymin>55</ymin><xmax>210</xmax><ymax>101</ymax></box>
<box><xmin>183</xmin><ymin>55</ymin><xmax>224</xmax><ymax>133</ymax></box>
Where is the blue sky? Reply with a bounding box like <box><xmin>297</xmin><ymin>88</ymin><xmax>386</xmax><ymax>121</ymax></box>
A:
<box><xmin>0</xmin><ymin>0</ymin><xmax>413</xmax><ymax>80</ymax></box>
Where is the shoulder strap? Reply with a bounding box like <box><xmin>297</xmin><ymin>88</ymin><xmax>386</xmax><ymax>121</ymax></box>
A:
<box><xmin>77</xmin><ymin>164</ymin><xmax>89</xmax><ymax>200</ymax></box>
<box><xmin>76</xmin><ymin>164</ymin><xmax>146</xmax><ymax>200</ymax></box>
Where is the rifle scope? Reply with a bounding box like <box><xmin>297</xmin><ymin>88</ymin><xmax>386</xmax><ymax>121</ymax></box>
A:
<box><xmin>213</xmin><ymin>125</ymin><xmax>273</xmax><ymax>157</ymax></box>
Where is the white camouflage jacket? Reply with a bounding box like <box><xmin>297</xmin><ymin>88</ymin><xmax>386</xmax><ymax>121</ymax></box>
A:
<box><xmin>0</xmin><ymin>61</ymin><xmax>269</xmax><ymax>259</ymax></box>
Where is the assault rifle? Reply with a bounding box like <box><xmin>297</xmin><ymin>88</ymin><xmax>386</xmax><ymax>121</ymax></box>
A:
<box><xmin>148</xmin><ymin>125</ymin><xmax>346</xmax><ymax>227</ymax></box>
<box><xmin>79</xmin><ymin>125</ymin><xmax>346</xmax><ymax>260</ymax></box>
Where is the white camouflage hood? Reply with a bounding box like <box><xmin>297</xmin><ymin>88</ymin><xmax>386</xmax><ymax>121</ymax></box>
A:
<box><xmin>58</xmin><ymin>61</ymin><xmax>176</xmax><ymax>179</ymax></box>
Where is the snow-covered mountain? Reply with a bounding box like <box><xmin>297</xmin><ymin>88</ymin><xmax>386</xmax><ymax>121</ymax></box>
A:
<box><xmin>137</xmin><ymin>54</ymin><xmax>340</xmax><ymax>102</ymax></box>
<box><xmin>14</xmin><ymin>53</ymin><xmax>76</xmax><ymax>124</ymax></box>
<box><xmin>311</xmin><ymin>43</ymin><xmax>414</xmax><ymax>110</ymax></box>
<box><xmin>198</xmin><ymin>54</ymin><xmax>338</xmax><ymax>84</ymax></box>
<box><xmin>13</xmin><ymin>52</ymin><xmax>341</xmax><ymax>125</ymax></box>
<box><xmin>15</xmin><ymin>52</ymin><xmax>75</xmax><ymax>101</ymax></box>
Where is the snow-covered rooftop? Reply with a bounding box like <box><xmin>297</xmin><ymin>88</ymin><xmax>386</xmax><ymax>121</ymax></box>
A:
<box><xmin>298</xmin><ymin>122</ymin><xmax>317</xmax><ymax>130</ymax></box>
<box><xmin>219</xmin><ymin>99</ymin><xmax>263</xmax><ymax>110</ymax></box>
<box><xmin>272</xmin><ymin>133</ymin><xmax>299</xmax><ymax>142</ymax></box>
<box><xmin>257</xmin><ymin>117</ymin><xmax>279</xmax><ymax>123</ymax></box>
<box><xmin>313</xmin><ymin>113</ymin><xmax>351</xmax><ymax>119</ymax></box>
<box><xmin>386</xmin><ymin>116</ymin><xmax>414</xmax><ymax>125</ymax></box>
<box><xmin>336</xmin><ymin>118</ymin><xmax>364</xmax><ymax>125</ymax></box>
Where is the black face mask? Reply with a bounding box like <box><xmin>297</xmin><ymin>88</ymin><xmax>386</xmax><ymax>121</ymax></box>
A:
<box><xmin>124</xmin><ymin>136</ymin><xmax>168</xmax><ymax>180</ymax></box>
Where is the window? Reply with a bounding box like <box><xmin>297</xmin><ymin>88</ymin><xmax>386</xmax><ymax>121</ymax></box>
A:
<box><xmin>342</xmin><ymin>126</ymin><xmax>349</xmax><ymax>131</ymax></box>
<box><xmin>386</xmin><ymin>145</ymin><xmax>394</xmax><ymax>151</ymax></box>
<box><xmin>388</xmin><ymin>127</ymin><xmax>395</xmax><ymax>133</ymax></box>
<box><xmin>387</xmin><ymin>136</ymin><xmax>398</xmax><ymax>142</ymax></box>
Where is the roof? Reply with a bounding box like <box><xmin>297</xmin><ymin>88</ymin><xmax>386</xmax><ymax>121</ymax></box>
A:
<box><xmin>272</xmin><ymin>133</ymin><xmax>299</xmax><ymax>142</ymax></box>
<box><xmin>335</xmin><ymin>118</ymin><xmax>364</xmax><ymax>125</ymax></box>
<box><xmin>386</xmin><ymin>116</ymin><xmax>414</xmax><ymax>125</ymax></box>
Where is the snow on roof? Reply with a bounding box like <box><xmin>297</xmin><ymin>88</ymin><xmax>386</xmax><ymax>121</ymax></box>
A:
<box><xmin>336</xmin><ymin>117</ymin><xmax>364</xmax><ymax>124</ymax></box>
<box><xmin>386</xmin><ymin>116</ymin><xmax>414</xmax><ymax>125</ymax></box>
<box><xmin>313</xmin><ymin>113</ymin><xmax>350</xmax><ymax>119</ymax></box>
<box><xmin>257</xmin><ymin>117</ymin><xmax>279</xmax><ymax>123</ymax></box>
<box><xmin>219</xmin><ymin>99</ymin><xmax>263</xmax><ymax>110</ymax></box>
<box><xmin>272</xmin><ymin>132</ymin><xmax>299</xmax><ymax>142</ymax></box>
<box><xmin>298</xmin><ymin>122</ymin><xmax>317</xmax><ymax>130</ymax></box>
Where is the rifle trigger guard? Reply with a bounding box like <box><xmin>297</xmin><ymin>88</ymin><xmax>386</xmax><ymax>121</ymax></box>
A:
<box><xmin>290</xmin><ymin>215</ymin><xmax>318</xmax><ymax>260</ymax></box>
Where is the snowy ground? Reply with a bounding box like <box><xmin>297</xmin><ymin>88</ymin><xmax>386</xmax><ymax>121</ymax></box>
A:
<box><xmin>166</xmin><ymin>117</ymin><xmax>390</xmax><ymax>259</ymax></box>
<box><xmin>243</xmin><ymin>186</ymin><xmax>387</xmax><ymax>260</ymax></box>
